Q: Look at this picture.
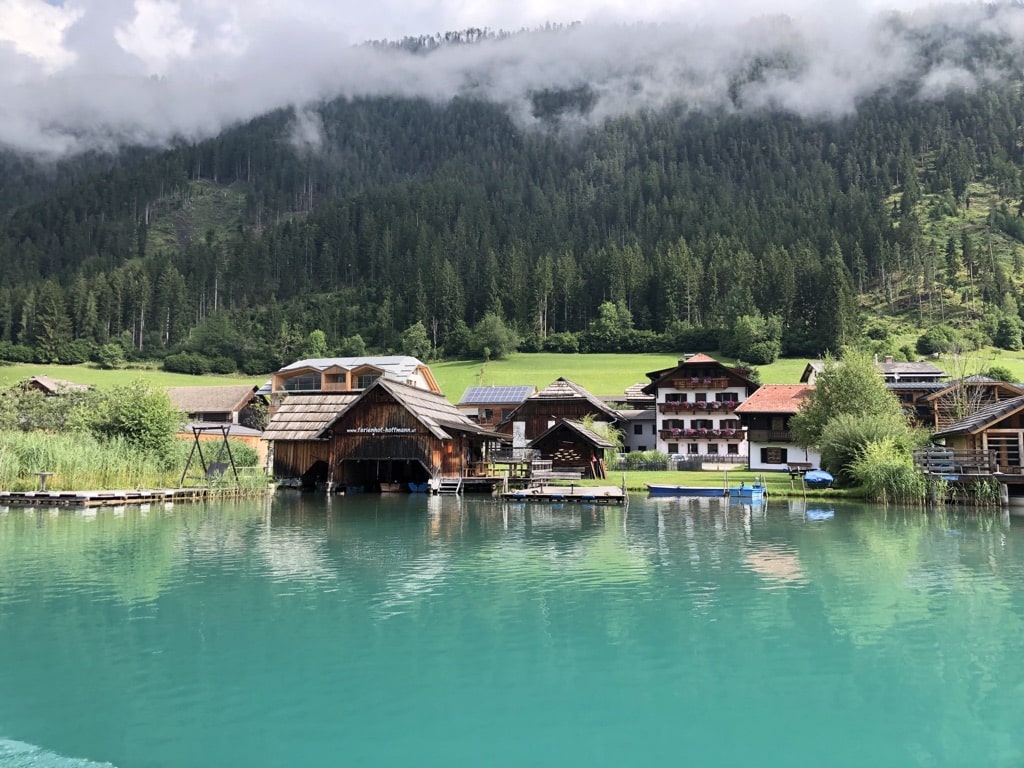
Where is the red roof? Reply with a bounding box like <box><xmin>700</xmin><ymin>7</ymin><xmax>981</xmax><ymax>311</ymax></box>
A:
<box><xmin>685</xmin><ymin>352</ymin><xmax>717</xmax><ymax>364</ymax></box>
<box><xmin>734</xmin><ymin>385</ymin><xmax>813</xmax><ymax>414</ymax></box>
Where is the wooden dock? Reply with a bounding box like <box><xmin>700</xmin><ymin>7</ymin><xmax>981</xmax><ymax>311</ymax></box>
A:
<box><xmin>501</xmin><ymin>485</ymin><xmax>626</xmax><ymax>504</ymax></box>
<box><xmin>0</xmin><ymin>488</ymin><xmax>218</xmax><ymax>508</ymax></box>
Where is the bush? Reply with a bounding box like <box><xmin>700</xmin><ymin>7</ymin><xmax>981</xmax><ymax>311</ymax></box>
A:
<box><xmin>543</xmin><ymin>332</ymin><xmax>580</xmax><ymax>353</ymax></box>
<box><xmin>209</xmin><ymin>356</ymin><xmax>238</xmax><ymax>374</ymax></box>
<box><xmin>849</xmin><ymin>437</ymin><xmax>927</xmax><ymax>504</ymax></box>
<box><xmin>95</xmin><ymin>343</ymin><xmax>127</xmax><ymax>370</ymax></box>
<box><xmin>916</xmin><ymin>325</ymin><xmax>960</xmax><ymax>356</ymax></box>
<box><xmin>163</xmin><ymin>352</ymin><xmax>212</xmax><ymax>375</ymax></box>
<box><xmin>89</xmin><ymin>381</ymin><xmax>182</xmax><ymax>460</ymax></box>
<box><xmin>227</xmin><ymin>440</ymin><xmax>260</xmax><ymax>467</ymax></box>
<box><xmin>818</xmin><ymin>412</ymin><xmax>918</xmax><ymax>486</ymax></box>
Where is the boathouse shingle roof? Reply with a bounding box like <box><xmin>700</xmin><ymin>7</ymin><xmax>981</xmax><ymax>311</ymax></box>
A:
<box><xmin>529</xmin><ymin>418</ymin><xmax>616</xmax><ymax>450</ymax></box>
<box><xmin>261</xmin><ymin>394</ymin><xmax>359</xmax><ymax>441</ymax></box>
<box><xmin>931</xmin><ymin>394</ymin><xmax>1024</xmax><ymax>438</ymax></box>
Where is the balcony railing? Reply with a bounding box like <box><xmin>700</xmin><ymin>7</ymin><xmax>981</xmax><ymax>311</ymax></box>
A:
<box><xmin>746</xmin><ymin>429</ymin><xmax>793</xmax><ymax>442</ymax></box>
<box><xmin>670</xmin><ymin>377</ymin><xmax>730</xmax><ymax>390</ymax></box>
<box><xmin>659</xmin><ymin>400</ymin><xmax>739</xmax><ymax>414</ymax></box>
<box><xmin>659</xmin><ymin>428</ymin><xmax>744</xmax><ymax>440</ymax></box>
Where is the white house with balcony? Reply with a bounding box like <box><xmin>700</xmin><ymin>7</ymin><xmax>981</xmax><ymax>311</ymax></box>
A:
<box><xmin>640</xmin><ymin>354</ymin><xmax>758</xmax><ymax>462</ymax></box>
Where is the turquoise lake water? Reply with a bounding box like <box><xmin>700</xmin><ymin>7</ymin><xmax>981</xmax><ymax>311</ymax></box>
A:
<box><xmin>1</xmin><ymin>493</ymin><xmax>1022</xmax><ymax>767</ymax></box>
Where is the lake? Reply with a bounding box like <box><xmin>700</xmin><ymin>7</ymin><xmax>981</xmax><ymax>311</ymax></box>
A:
<box><xmin>1</xmin><ymin>493</ymin><xmax>1022</xmax><ymax>767</ymax></box>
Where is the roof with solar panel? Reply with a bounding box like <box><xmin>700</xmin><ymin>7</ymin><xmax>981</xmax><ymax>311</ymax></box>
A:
<box><xmin>458</xmin><ymin>385</ymin><xmax>537</xmax><ymax>405</ymax></box>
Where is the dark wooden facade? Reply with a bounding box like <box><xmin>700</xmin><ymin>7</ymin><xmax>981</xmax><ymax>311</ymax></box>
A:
<box><xmin>264</xmin><ymin>379</ymin><xmax>505</xmax><ymax>489</ymax></box>
<box><xmin>529</xmin><ymin>420</ymin><xmax>614</xmax><ymax>479</ymax></box>
<box><xmin>498</xmin><ymin>378</ymin><xmax>622</xmax><ymax>442</ymax></box>
<box><xmin>933</xmin><ymin>395</ymin><xmax>1024</xmax><ymax>473</ymax></box>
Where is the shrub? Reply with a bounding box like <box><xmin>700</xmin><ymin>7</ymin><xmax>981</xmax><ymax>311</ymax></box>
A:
<box><xmin>164</xmin><ymin>352</ymin><xmax>212</xmax><ymax>375</ymax></box>
<box><xmin>849</xmin><ymin>437</ymin><xmax>927</xmax><ymax>504</ymax></box>
<box><xmin>916</xmin><ymin>325</ymin><xmax>959</xmax><ymax>356</ymax></box>
<box><xmin>818</xmin><ymin>412</ymin><xmax>919</xmax><ymax>486</ymax></box>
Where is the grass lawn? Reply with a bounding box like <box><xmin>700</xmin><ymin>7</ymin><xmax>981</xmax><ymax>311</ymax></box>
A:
<box><xmin>0</xmin><ymin>362</ymin><xmax>258</xmax><ymax>390</ymax></box>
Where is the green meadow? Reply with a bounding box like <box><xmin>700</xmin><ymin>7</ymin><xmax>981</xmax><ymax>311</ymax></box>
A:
<box><xmin>2</xmin><ymin>348</ymin><xmax>1024</xmax><ymax>398</ymax></box>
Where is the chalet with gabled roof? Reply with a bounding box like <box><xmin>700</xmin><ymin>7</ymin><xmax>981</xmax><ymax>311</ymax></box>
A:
<box><xmin>734</xmin><ymin>384</ymin><xmax>820</xmax><ymax>471</ymax></box>
<box><xmin>497</xmin><ymin>377</ymin><xmax>622</xmax><ymax>447</ymax></box>
<box><xmin>641</xmin><ymin>354</ymin><xmax>758</xmax><ymax>462</ymax></box>
<box><xmin>932</xmin><ymin>394</ymin><xmax>1024</xmax><ymax>473</ymax></box>
<box><xmin>167</xmin><ymin>384</ymin><xmax>260</xmax><ymax>425</ymax></box>
<box><xmin>264</xmin><ymin>356</ymin><xmax>441</xmax><ymax>406</ymax></box>
<box><xmin>262</xmin><ymin>378</ymin><xmax>507</xmax><ymax>491</ymax></box>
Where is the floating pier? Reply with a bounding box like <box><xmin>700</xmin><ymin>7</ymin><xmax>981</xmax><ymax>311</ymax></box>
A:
<box><xmin>501</xmin><ymin>485</ymin><xmax>626</xmax><ymax>504</ymax></box>
<box><xmin>0</xmin><ymin>488</ymin><xmax>219</xmax><ymax>508</ymax></box>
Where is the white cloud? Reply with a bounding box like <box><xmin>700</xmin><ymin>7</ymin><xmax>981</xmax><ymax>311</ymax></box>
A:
<box><xmin>0</xmin><ymin>0</ymin><xmax>1014</xmax><ymax>157</ymax></box>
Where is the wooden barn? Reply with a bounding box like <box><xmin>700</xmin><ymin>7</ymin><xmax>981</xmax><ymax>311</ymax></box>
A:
<box><xmin>262</xmin><ymin>379</ymin><xmax>507</xmax><ymax>491</ymax></box>
<box><xmin>497</xmin><ymin>377</ymin><xmax>622</xmax><ymax>446</ymax></box>
<box><xmin>529</xmin><ymin>419</ymin><xmax>616</xmax><ymax>479</ymax></box>
<box><xmin>931</xmin><ymin>394</ymin><xmax>1024</xmax><ymax>473</ymax></box>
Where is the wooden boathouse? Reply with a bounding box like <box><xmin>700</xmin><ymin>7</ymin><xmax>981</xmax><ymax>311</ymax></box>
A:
<box><xmin>263</xmin><ymin>378</ymin><xmax>509</xmax><ymax>492</ymax></box>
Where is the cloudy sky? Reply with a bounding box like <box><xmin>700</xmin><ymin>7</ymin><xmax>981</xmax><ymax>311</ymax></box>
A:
<box><xmin>0</xmin><ymin>0</ymin><xmax>1009</xmax><ymax>156</ymax></box>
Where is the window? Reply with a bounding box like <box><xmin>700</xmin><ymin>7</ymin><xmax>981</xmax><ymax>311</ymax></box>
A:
<box><xmin>356</xmin><ymin>373</ymin><xmax>380</xmax><ymax>389</ymax></box>
<box><xmin>634</xmin><ymin>424</ymin><xmax>644</xmax><ymax>435</ymax></box>
<box><xmin>695</xmin><ymin>393</ymin><xmax>707</xmax><ymax>402</ymax></box>
<box><xmin>282</xmin><ymin>372</ymin><xmax>321</xmax><ymax>392</ymax></box>
<box><xmin>770</xmin><ymin>416</ymin><xmax>786</xmax><ymax>431</ymax></box>
<box><xmin>761</xmin><ymin>447</ymin><xmax>788</xmax><ymax>464</ymax></box>
<box><xmin>716</xmin><ymin>392</ymin><xmax>738</xmax><ymax>403</ymax></box>
<box><xmin>720</xmin><ymin>418</ymin><xmax>741</xmax><ymax>430</ymax></box>
<box><xmin>727</xmin><ymin>444</ymin><xmax>739</xmax><ymax>455</ymax></box>
<box><xmin>667</xmin><ymin>443</ymin><xmax>679</xmax><ymax>454</ymax></box>
<box><xmin>666</xmin><ymin>393</ymin><xmax>682</xmax><ymax>402</ymax></box>
<box><xmin>707</xmin><ymin>443</ymin><xmax>719</xmax><ymax>454</ymax></box>
<box><xmin>687</xmin><ymin>443</ymin><xmax>699</xmax><ymax>454</ymax></box>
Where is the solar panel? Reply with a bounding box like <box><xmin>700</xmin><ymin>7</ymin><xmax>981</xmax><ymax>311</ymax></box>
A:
<box><xmin>458</xmin><ymin>386</ymin><xmax>534</xmax><ymax>405</ymax></box>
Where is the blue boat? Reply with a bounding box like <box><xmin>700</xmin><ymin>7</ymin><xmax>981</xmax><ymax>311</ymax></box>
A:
<box><xmin>408</xmin><ymin>481</ymin><xmax>430</xmax><ymax>493</ymax></box>
<box><xmin>803</xmin><ymin>470</ymin><xmax>834</xmax><ymax>489</ymax></box>
<box><xmin>729</xmin><ymin>483</ymin><xmax>766</xmax><ymax>500</ymax></box>
<box><xmin>646</xmin><ymin>484</ymin><xmax>728</xmax><ymax>498</ymax></box>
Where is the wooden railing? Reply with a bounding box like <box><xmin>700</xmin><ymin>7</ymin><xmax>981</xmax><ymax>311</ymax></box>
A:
<box><xmin>658</xmin><ymin>401</ymin><xmax>739</xmax><ymax>414</ymax></box>
<box><xmin>914</xmin><ymin>448</ymin><xmax>997</xmax><ymax>475</ymax></box>
<box><xmin>747</xmin><ymin>429</ymin><xmax>793</xmax><ymax>442</ymax></box>
<box><xmin>670</xmin><ymin>377</ymin><xmax>730</xmax><ymax>390</ymax></box>
<box><xmin>660</xmin><ymin>428</ymin><xmax>744</xmax><ymax>440</ymax></box>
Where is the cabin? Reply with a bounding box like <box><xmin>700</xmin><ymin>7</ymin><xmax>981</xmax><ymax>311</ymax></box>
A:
<box><xmin>24</xmin><ymin>376</ymin><xmax>90</xmax><ymax>395</ymax></box>
<box><xmin>497</xmin><ymin>377</ymin><xmax>623</xmax><ymax>449</ymax></box>
<box><xmin>641</xmin><ymin>354</ymin><xmax>758</xmax><ymax>462</ymax></box>
<box><xmin>457</xmin><ymin>385</ymin><xmax>537</xmax><ymax>429</ymax></box>
<box><xmin>931</xmin><ymin>394</ymin><xmax>1024</xmax><ymax>474</ymax></box>
<box><xmin>167</xmin><ymin>384</ymin><xmax>261</xmax><ymax>425</ymax></box>
<box><xmin>264</xmin><ymin>356</ymin><xmax>440</xmax><ymax>411</ymax></box>
<box><xmin>262</xmin><ymin>379</ymin><xmax>507</xmax><ymax>491</ymax></box>
<box><xmin>528</xmin><ymin>419</ymin><xmax>616</xmax><ymax>479</ymax></box>
<box><xmin>918</xmin><ymin>376</ymin><xmax>1024</xmax><ymax>430</ymax></box>
<box><xmin>734</xmin><ymin>384</ymin><xmax>820</xmax><ymax>472</ymax></box>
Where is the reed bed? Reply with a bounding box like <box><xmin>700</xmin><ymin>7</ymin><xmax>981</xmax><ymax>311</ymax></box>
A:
<box><xmin>0</xmin><ymin>431</ymin><xmax>269</xmax><ymax>493</ymax></box>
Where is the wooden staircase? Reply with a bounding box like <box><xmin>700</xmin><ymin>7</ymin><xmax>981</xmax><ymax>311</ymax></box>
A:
<box><xmin>437</xmin><ymin>477</ymin><xmax>463</xmax><ymax>494</ymax></box>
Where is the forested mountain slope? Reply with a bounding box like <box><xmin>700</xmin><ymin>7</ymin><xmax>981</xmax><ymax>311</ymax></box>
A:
<box><xmin>3</xmin><ymin>11</ymin><xmax>1024</xmax><ymax>373</ymax></box>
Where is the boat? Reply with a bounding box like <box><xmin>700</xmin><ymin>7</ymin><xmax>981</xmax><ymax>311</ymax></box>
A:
<box><xmin>646</xmin><ymin>484</ymin><xmax>728</xmax><ymax>498</ymax></box>
<box><xmin>408</xmin><ymin>481</ymin><xmax>430</xmax><ymax>493</ymax></box>
<box><xmin>729</xmin><ymin>482</ymin><xmax>766</xmax><ymax>500</ymax></box>
<box><xmin>379</xmin><ymin>482</ymin><xmax>403</xmax><ymax>493</ymax></box>
<box><xmin>803</xmin><ymin>470</ymin><xmax>834</xmax><ymax>489</ymax></box>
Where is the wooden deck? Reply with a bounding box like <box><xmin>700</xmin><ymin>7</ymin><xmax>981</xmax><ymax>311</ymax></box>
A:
<box><xmin>501</xmin><ymin>485</ymin><xmax>626</xmax><ymax>504</ymax></box>
<box><xmin>0</xmin><ymin>488</ymin><xmax>223</xmax><ymax>508</ymax></box>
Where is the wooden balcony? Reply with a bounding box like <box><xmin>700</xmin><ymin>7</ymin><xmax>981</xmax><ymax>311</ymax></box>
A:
<box><xmin>747</xmin><ymin>429</ymin><xmax>793</xmax><ymax>442</ymax></box>
<box><xmin>670</xmin><ymin>377</ymin><xmax>730</xmax><ymax>390</ymax></box>
<box><xmin>658</xmin><ymin>400</ymin><xmax>739</xmax><ymax>414</ymax></box>
<box><xmin>660</xmin><ymin>428</ymin><xmax>744</xmax><ymax>440</ymax></box>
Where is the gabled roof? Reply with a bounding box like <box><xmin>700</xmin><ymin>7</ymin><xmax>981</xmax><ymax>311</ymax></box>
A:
<box><xmin>642</xmin><ymin>354</ymin><xmax>757</xmax><ymax>395</ymax></box>
<box><xmin>507</xmin><ymin>377</ymin><xmax>621</xmax><ymax>421</ymax></box>
<box><xmin>27</xmin><ymin>375</ymin><xmax>90</xmax><ymax>394</ymax></box>
<box><xmin>919</xmin><ymin>377</ymin><xmax>1024</xmax><ymax>402</ymax></box>
<box><xmin>877</xmin><ymin>360</ymin><xmax>946</xmax><ymax>379</ymax></box>
<box><xmin>322</xmin><ymin>378</ymin><xmax>504</xmax><ymax>441</ymax></box>
<box><xmin>267</xmin><ymin>356</ymin><xmax>440</xmax><ymax>393</ymax></box>
<box><xmin>800</xmin><ymin>362</ymin><xmax>825</xmax><ymax>383</ymax></box>
<box><xmin>261</xmin><ymin>394</ymin><xmax>359</xmax><ymax>441</ymax></box>
<box><xmin>932</xmin><ymin>395</ymin><xmax>1024</xmax><ymax>438</ymax></box>
<box><xmin>167</xmin><ymin>385</ymin><xmax>258</xmax><ymax>415</ymax></box>
<box><xmin>528</xmin><ymin>419</ymin><xmax>616</xmax><ymax>450</ymax></box>
<box><xmin>734</xmin><ymin>385</ymin><xmax>813</xmax><ymax>414</ymax></box>
<box><xmin>458</xmin><ymin>385</ymin><xmax>536</xmax><ymax>406</ymax></box>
